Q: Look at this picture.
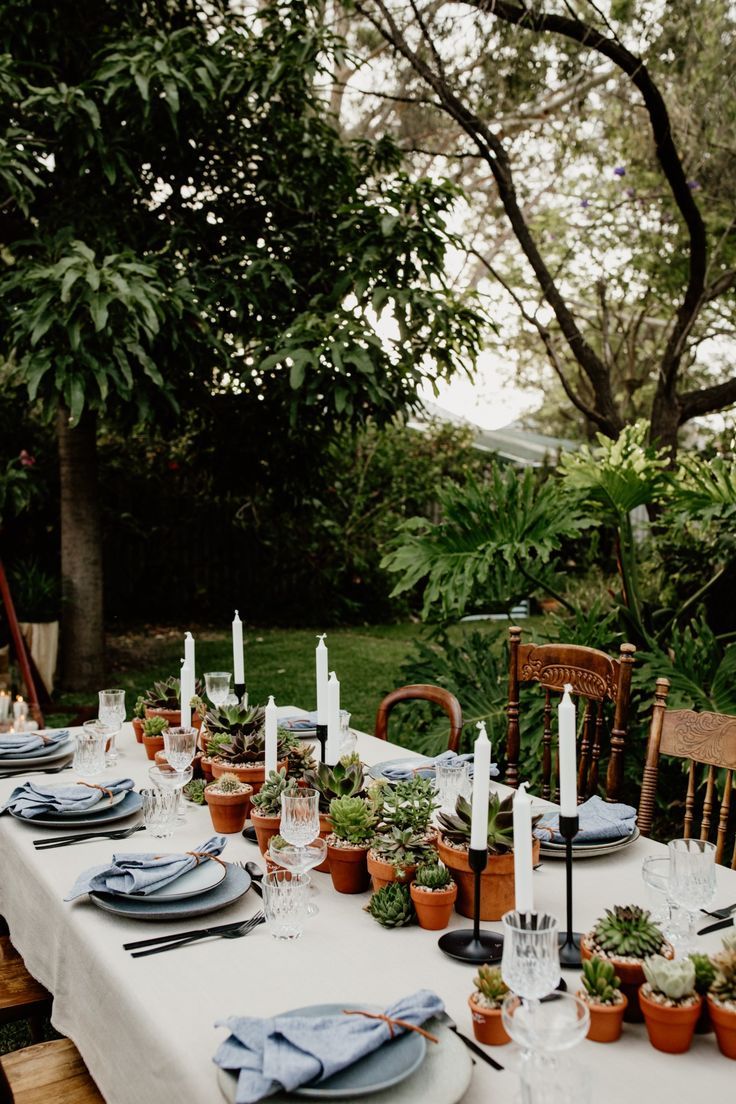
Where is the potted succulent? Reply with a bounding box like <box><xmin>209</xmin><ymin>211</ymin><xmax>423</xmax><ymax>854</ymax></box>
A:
<box><xmin>366</xmin><ymin>882</ymin><xmax>415</xmax><ymax>928</ymax></box>
<box><xmin>708</xmin><ymin>939</ymin><xmax>736</xmax><ymax>1058</ymax></box>
<box><xmin>468</xmin><ymin>964</ymin><xmax>511</xmax><ymax>1046</ymax></box>
<box><xmin>249</xmin><ymin>768</ymin><xmax>300</xmax><ymax>855</ymax></box>
<box><xmin>639</xmin><ymin>955</ymin><xmax>702</xmax><ymax>1053</ymax></box>
<box><xmin>690</xmin><ymin>952</ymin><xmax>715</xmax><ymax>1034</ymax></box>
<box><xmin>581</xmin><ymin>905</ymin><xmax>672</xmax><ymax>1022</ymax></box>
<box><xmin>142</xmin><ymin>715</ymin><xmax>168</xmax><ymax>760</ymax></box>
<box><xmin>132</xmin><ymin>696</ymin><xmax>146</xmax><ymax>743</ymax></box>
<box><xmin>204</xmin><ymin>773</ymin><xmax>253</xmax><ymax>833</ymax></box>
<box><xmin>436</xmin><ymin>793</ymin><xmax>541</xmax><ymax>921</ymax></box>
<box><xmin>410</xmin><ymin>861</ymin><xmax>457</xmax><ymax>931</ymax></box>
<box><xmin>278</xmin><ymin>729</ymin><xmax>318</xmax><ymax>780</ymax></box>
<box><xmin>326</xmin><ymin>796</ymin><xmax>377</xmax><ymax>894</ymax></box>
<box><xmin>183</xmin><ymin>778</ymin><xmax>206</xmax><ymax>805</ymax></box>
<box><xmin>577</xmin><ymin>956</ymin><xmax>627</xmax><ymax>1042</ymax></box>
<box><xmin>202</xmin><ymin>705</ymin><xmax>288</xmax><ymax>793</ymax></box>
<box><xmin>367</xmin><ymin>777</ymin><xmax>437</xmax><ymax>891</ymax></box>
<box><xmin>303</xmin><ymin>758</ymin><xmax>368</xmax><ymax>872</ymax></box>
<box><xmin>143</xmin><ymin>676</ymin><xmax>204</xmax><ymax>730</ymax></box>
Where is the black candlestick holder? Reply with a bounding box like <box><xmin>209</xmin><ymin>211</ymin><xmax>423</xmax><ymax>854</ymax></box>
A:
<box><xmin>438</xmin><ymin>847</ymin><xmax>504</xmax><ymax>964</ymax></box>
<box><xmin>558</xmin><ymin>813</ymin><xmax>582</xmax><ymax>966</ymax></box>
<box><xmin>314</xmin><ymin>723</ymin><xmax>328</xmax><ymax>762</ymax></box>
<box><xmin>234</xmin><ymin>682</ymin><xmax>246</xmax><ymax>708</ymax></box>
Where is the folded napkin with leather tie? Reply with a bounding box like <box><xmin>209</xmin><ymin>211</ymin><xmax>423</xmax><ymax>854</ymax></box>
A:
<box><xmin>533</xmin><ymin>795</ymin><xmax>637</xmax><ymax>844</ymax></box>
<box><xmin>213</xmin><ymin>989</ymin><xmax>444</xmax><ymax>1104</ymax></box>
<box><xmin>0</xmin><ymin>729</ymin><xmax>69</xmax><ymax>757</ymax></box>
<box><xmin>1</xmin><ymin>777</ymin><xmax>134</xmax><ymax>819</ymax></box>
<box><xmin>381</xmin><ymin>750</ymin><xmax>499</xmax><ymax>783</ymax></box>
<box><xmin>65</xmin><ymin>835</ymin><xmax>227</xmax><ymax>900</ymax></box>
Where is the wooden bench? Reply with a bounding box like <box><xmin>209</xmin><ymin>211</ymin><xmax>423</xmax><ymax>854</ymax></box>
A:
<box><xmin>0</xmin><ymin>1039</ymin><xmax>104</xmax><ymax>1103</ymax></box>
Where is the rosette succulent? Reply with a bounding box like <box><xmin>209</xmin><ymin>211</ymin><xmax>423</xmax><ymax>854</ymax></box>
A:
<box><xmin>472</xmin><ymin>964</ymin><xmax>509</xmax><ymax>1008</ymax></box>
<box><xmin>414</xmin><ymin>861</ymin><xmax>452</xmax><ymax>891</ymax></box>
<box><xmin>142</xmin><ymin>715</ymin><xmax>168</xmax><ymax>737</ymax></box>
<box><xmin>589</xmin><ymin>905</ymin><xmax>665</xmax><ymax>959</ymax></box>
<box><xmin>369</xmin><ymin>826</ymin><xmax>433</xmax><ymax>872</ymax></box>
<box><xmin>711</xmin><ymin>947</ymin><xmax>736</xmax><ymax>1005</ymax></box>
<box><xmin>303</xmin><ymin>759</ymin><xmax>365</xmax><ymax>811</ymax></box>
<box><xmin>643</xmin><ymin>955</ymin><xmax>697</xmax><ymax>1001</ymax></box>
<box><xmin>329</xmin><ymin>796</ymin><xmax>376</xmax><ymax>845</ymax></box>
<box><xmin>690</xmin><ymin>953</ymin><xmax>716</xmax><ymax>996</ymax></box>
<box><xmin>250</xmin><ymin>767</ymin><xmax>299</xmax><ymax>816</ymax></box>
<box><xmin>437</xmin><ymin>792</ymin><xmax>539</xmax><ymax>854</ymax></box>
<box><xmin>144</xmin><ymin>676</ymin><xmax>203</xmax><ymax>710</ymax></box>
<box><xmin>204</xmin><ymin>704</ymin><xmax>278</xmax><ymax>763</ymax></box>
<box><xmin>581</xmin><ymin>956</ymin><xmax>622</xmax><ymax>1004</ymax></box>
<box><xmin>366</xmin><ymin>883</ymin><xmax>415</xmax><ymax>928</ymax></box>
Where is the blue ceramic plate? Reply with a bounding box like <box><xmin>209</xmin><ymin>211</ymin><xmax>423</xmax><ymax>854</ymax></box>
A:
<box><xmin>90</xmin><ymin>862</ymin><xmax>251</xmax><ymax>920</ymax></box>
<box><xmin>9</xmin><ymin>789</ymin><xmax>143</xmax><ymax>828</ymax></box>
<box><xmin>368</xmin><ymin>757</ymin><xmax>432</xmax><ymax>781</ymax></box>
<box><xmin>0</xmin><ymin>734</ymin><xmax>73</xmax><ymax>766</ymax></box>
<box><xmin>539</xmin><ymin>826</ymin><xmax>640</xmax><ymax>860</ymax></box>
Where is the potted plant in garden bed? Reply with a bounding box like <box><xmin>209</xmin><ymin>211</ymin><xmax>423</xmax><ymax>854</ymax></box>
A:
<box><xmin>410</xmin><ymin>861</ymin><xmax>457</xmax><ymax>931</ymax></box>
<box><xmin>639</xmin><ymin>955</ymin><xmax>702</xmax><ymax>1053</ymax></box>
<box><xmin>367</xmin><ymin>777</ymin><xmax>437</xmax><ymax>891</ymax></box>
<box><xmin>468</xmin><ymin>964</ymin><xmax>510</xmax><ymax>1046</ymax></box>
<box><xmin>249</xmin><ymin>768</ymin><xmax>300</xmax><ymax>855</ymax></box>
<box><xmin>366</xmin><ymin>882</ymin><xmax>415</xmax><ymax>928</ymax></box>
<box><xmin>326</xmin><ymin>795</ymin><xmax>377</xmax><ymax>894</ymax></box>
<box><xmin>143</xmin><ymin>676</ymin><xmax>203</xmax><ymax>730</ymax></box>
<box><xmin>142</xmin><ymin>715</ymin><xmax>168</xmax><ymax>760</ymax></box>
<box><xmin>581</xmin><ymin>905</ymin><xmax>672</xmax><ymax>1022</ymax></box>
<box><xmin>201</xmin><ymin>705</ymin><xmax>288</xmax><ymax>794</ymax></box>
<box><xmin>708</xmin><ymin>936</ymin><xmax>736</xmax><ymax>1058</ymax></box>
<box><xmin>577</xmin><ymin>956</ymin><xmax>627</xmax><ymax>1042</ymax></box>
<box><xmin>204</xmin><ymin>773</ymin><xmax>253</xmax><ymax>833</ymax></box>
<box><xmin>436</xmin><ymin>793</ymin><xmax>541</xmax><ymax>921</ymax></box>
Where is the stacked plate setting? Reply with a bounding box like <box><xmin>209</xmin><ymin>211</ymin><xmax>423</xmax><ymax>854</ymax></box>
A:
<box><xmin>0</xmin><ymin>730</ymin><xmax>74</xmax><ymax>772</ymax></box>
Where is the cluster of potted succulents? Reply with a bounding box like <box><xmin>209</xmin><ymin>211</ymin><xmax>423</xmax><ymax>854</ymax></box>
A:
<box><xmin>325</xmin><ymin>795</ymin><xmax>377</xmax><ymax>894</ymax></box>
<box><xmin>581</xmin><ymin>905</ymin><xmax>672</xmax><ymax>1021</ymax></box>
<box><xmin>203</xmin><ymin>772</ymin><xmax>253</xmax><ymax>833</ymax></box>
<box><xmin>468</xmin><ymin>964</ymin><xmax>510</xmax><ymax>1046</ymax></box>
<box><xmin>200</xmin><ymin>705</ymin><xmax>288</xmax><ymax>792</ymax></box>
<box><xmin>366</xmin><ymin>777</ymin><xmax>437</xmax><ymax>891</ymax></box>
<box><xmin>577</xmin><ymin>956</ymin><xmax>627</xmax><ymax>1042</ymax></box>
<box><xmin>409</xmin><ymin>860</ymin><xmax>457</xmax><ymax>930</ymax></box>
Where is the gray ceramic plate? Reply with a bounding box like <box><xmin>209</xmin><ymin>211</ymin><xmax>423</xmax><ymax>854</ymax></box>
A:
<box><xmin>50</xmin><ymin>786</ymin><xmax>128</xmax><ymax>817</ymax></box>
<box><xmin>368</xmin><ymin>757</ymin><xmax>432</xmax><ymax>781</ymax></box>
<box><xmin>0</xmin><ymin>735</ymin><xmax>73</xmax><ymax>767</ymax></box>
<box><xmin>104</xmin><ymin>856</ymin><xmax>227</xmax><ymax>902</ymax></box>
<box><xmin>90</xmin><ymin>863</ymin><xmax>251</xmax><ymax>920</ymax></box>
<box><xmin>216</xmin><ymin>1015</ymin><xmax>471</xmax><ymax>1104</ymax></box>
<box><xmin>539</xmin><ymin>826</ymin><xmax>640</xmax><ymax>860</ymax></box>
<box><xmin>10</xmin><ymin>790</ymin><xmax>143</xmax><ymax>828</ymax></box>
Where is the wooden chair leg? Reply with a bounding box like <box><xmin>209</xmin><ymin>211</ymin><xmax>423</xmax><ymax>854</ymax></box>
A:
<box><xmin>0</xmin><ymin>1039</ymin><xmax>104</xmax><ymax>1103</ymax></box>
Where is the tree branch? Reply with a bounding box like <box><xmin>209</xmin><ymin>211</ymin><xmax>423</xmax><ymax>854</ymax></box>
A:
<box><xmin>679</xmin><ymin>378</ymin><xmax>736</xmax><ymax>423</ymax></box>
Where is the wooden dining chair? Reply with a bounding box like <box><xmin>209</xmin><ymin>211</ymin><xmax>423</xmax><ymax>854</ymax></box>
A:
<box><xmin>374</xmin><ymin>685</ymin><xmax>463</xmax><ymax>754</ymax></box>
<box><xmin>506</xmin><ymin>627</ymin><xmax>636</xmax><ymax>803</ymax></box>
<box><xmin>0</xmin><ymin>1039</ymin><xmax>104</xmax><ymax>1103</ymax></box>
<box><xmin>0</xmin><ymin>938</ymin><xmax>51</xmax><ymax>1043</ymax></box>
<box><xmin>638</xmin><ymin>678</ymin><xmax>736</xmax><ymax>867</ymax></box>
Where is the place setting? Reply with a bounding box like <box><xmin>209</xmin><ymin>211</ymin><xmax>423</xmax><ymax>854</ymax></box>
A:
<box><xmin>0</xmin><ymin>775</ymin><xmax>144</xmax><ymax>837</ymax></box>
<box><xmin>0</xmin><ymin>726</ymin><xmax>74</xmax><ymax>777</ymax></box>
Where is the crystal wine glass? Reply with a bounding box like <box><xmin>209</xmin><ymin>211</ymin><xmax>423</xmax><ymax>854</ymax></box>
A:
<box><xmin>502</xmin><ymin>910</ymin><xmax>561</xmax><ymax>1001</ymax></box>
<box><xmin>667</xmin><ymin>838</ymin><xmax>716</xmax><ymax>953</ymax></box>
<box><xmin>269</xmin><ymin>788</ymin><xmax>324</xmax><ymax>916</ymax></box>
<box><xmin>204</xmin><ymin>672</ymin><xmax>232</xmax><ymax>709</ymax></box>
<box><xmin>502</xmin><ymin>992</ymin><xmax>591</xmax><ymax>1104</ymax></box>
<box><xmin>162</xmin><ymin>726</ymin><xmax>198</xmax><ymax>822</ymax></box>
<box><xmin>98</xmin><ymin>689</ymin><xmax>125</xmax><ymax>765</ymax></box>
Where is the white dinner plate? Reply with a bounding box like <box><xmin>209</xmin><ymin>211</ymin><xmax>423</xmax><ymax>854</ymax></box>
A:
<box><xmin>539</xmin><ymin>826</ymin><xmax>640</xmax><ymax>859</ymax></box>
<box><xmin>105</xmin><ymin>858</ymin><xmax>227</xmax><ymax>902</ymax></box>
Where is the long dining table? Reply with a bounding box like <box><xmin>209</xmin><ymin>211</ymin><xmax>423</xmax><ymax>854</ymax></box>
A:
<box><xmin>1</xmin><ymin>717</ymin><xmax>735</xmax><ymax>1104</ymax></box>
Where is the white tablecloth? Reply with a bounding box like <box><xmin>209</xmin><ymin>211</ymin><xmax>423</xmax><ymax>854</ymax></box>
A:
<box><xmin>1</xmin><ymin>720</ymin><xmax>734</xmax><ymax>1103</ymax></box>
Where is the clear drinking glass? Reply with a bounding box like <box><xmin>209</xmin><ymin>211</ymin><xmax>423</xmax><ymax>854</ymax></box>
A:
<box><xmin>668</xmin><ymin>838</ymin><xmax>717</xmax><ymax>952</ymax></box>
<box><xmin>338</xmin><ymin>710</ymin><xmax>356</xmax><ymax>758</ymax></box>
<box><xmin>204</xmin><ymin>672</ymin><xmax>232</xmax><ymax>708</ymax></box>
<box><xmin>74</xmin><ymin>721</ymin><xmax>108</xmax><ymax>778</ymax></box>
<box><xmin>262</xmin><ymin>870</ymin><xmax>311</xmax><ymax>940</ymax></box>
<box><xmin>140</xmin><ymin>786</ymin><xmax>179</xmax><ymax>838</ymax></box>
<box><xmin>163</xmin><ymin>727</ymin><xmax>197</xmax><ymax>772</ymax></box>
<box><xmin>641</xmin><ymin>855</ymin><xmax>687</xmax><ymax>943</ymax></box>
<box><xmin>501</xmin><ymin>911</ymin><xmax>561</xmax><ymax>1001</ymax></box>
<box><xmin>98</xmin><ymin>689</ymin><xmax>125</xmax><ymax>765</ymax></box>
<box><xmin>434</xmin><ymin>761</ymin><xmax>469</xmax><ymax>811</ymax></box>
<box><xmin>148</xmin><ymin>765</ymin><xmax>193</xmax><ymax>824</ymax></box>
<box><xmin>502</xmin><ymin>992</ymin><xmax>591</xmax><ymax>1104</ymax></box>
<box><xmin>280</xmin><ymin>789</ymin><xmax>320</xmax><ymax>848</ymax></box>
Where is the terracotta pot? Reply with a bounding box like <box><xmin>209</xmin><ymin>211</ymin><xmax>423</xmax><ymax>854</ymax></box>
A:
<box><xmin>580</xmin><ymin>935</ymin><xmax>674</xmax><ymax>1023</ymax></box>
<box><xmin>578</xmin><ymin>991</ymin><xmax>628</xmax><ymax>1043</ymax></box>
<box><xmin>154</xmin><ymin>751</ymin><xmax>175</xmax><ymax>771</ymax></box>
<box><xmin>132</xmin><ymin>718</ymin><xmax>145</xmax><ymax>744</ymax></box>
<box><xmin>210</xmin><ymin>758</ymin><xmax>288</xmax><ymax>796</ymax></box>
<box><xmin>708</xmin><ymin>996</ymin><xmax>736</xmax><ymax>1059</ymax></box>
<box><xmin>314</xmin><ymin>812</ymin><xmax>333</xmax><ymax>873</ymax></box>
<box><xmin>142</xmin><ymin>733</ymin><xmax>165</xmax><ymax>761</ymax></box>
<box><xmin>468</xmin><ymin>994</ymin><xmax>510</xmax><ymax>1046</ymax></box>
<box><xmin>436</xmin><ymin>835</ymin><xmax>541</xmax><ymax>922</ymax></box>
<box><xmin>639</xmin><ymin>988</ymin><xmax>701</xmax><ymax>1053</ymax></box>
<box><xmin>250</xmin><ymin>810</ymin><xmax>282</xmax><ymax>856</ymax></box>
<box><xmin>204</xmin><ymin>784</ymin><xmax>253</xmax><ymax>833</ymax></box>
<box><xmin>367</xmin><ymin>850</ymin><xmax>417</xmax><ymax>892</ymax></box>
<box><xmin>327</xmin><ymin>841</ymin><xmax>371</xmax><ymax>894</ymax></box>
<box><xmin>152</xmin><ymin>748</ymin><xmax>203</xmax><ymax>779</ymax></box>
<box><xmin>200</xmin><ymin>755</ymin><xmax>215</xmax><ymax>782</ymax></box>
<box><xmin>410</xmin><ymin>882</ymin><xmax>458</xmax><ymax>931</ymax></box>
<box><xmin>145</xmin><ymin>707</ymin><xmax>203</xmax><ymax>731</ymax></box>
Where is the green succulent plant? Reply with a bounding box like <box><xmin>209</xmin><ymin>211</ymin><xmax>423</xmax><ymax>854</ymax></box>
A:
<box><xmin>369</xmin><ymin>826</ymin><xmax>433</xmax><ymax>872</ymax></box>
<box><xmin>204</xmin><ymin>704</ymin><xmax>280</xmax><ymax>764</ymax></box>
<box><xmin>278</xmin><ymin>730</ymin><xmax>318</xmax><ymax>779</ymax></box>
<box><xmin>250</xmin><ymin>768</ymin><xmax>299</xmax><ymax>816</ymax></box>
<box><xmin>472</xmin><ymin>964</ymin><xmax>509</xmax><ymax>1008</ymax></box>
<box><xmin>133</xmin><ymin>695</ymin><xmax>146</xmax><ymax>720</ymax></box>
<box><xmin>329</xmin><ymin>796</ymin><xmax>377</xmax><ymax>845</ymax></box>
<box><xmin>373</xmin><ymin>777</ymin><xmax>437</xmax><ymax>835</ymax></box>
<box><xmin>303</xmin><ymin>758</ymin><xmax>365</xmax><ymax>811</ymax></box>
<box><xmin>643</xmin><ymin>955</ymin><xmax>697</xmax><ymax>1001</ymax></box>
<box><xmin>144</xmin><ymin>676</ymin><xmax>203</xmax><ymax>710</ymax></box>
<box><xmin>366</xmin><ymin>882</ymin><xmax>415</xmax><ymax>928</ymax></box>
<box><xmin>589</xmin><ymin>906</ymin><xmax>665</xmax><ymax>960</ymax></box>
<box><xmin>414</xmin><ymin>861</ymin><xmax>452</xmax><ymax>890</ymax></box>
<box><xmin>689</xmin><ymin>953</ymin><xmax>716</xmax><ymax>995</ymax></box>
<box><xmin>711</xmin><ymin>947</ymin><xmax>736</xmax><ymax>1005</ymax></box>
<box><xmin>208</xmin><ymin>773</ymin><xmax>248</xmax><ymax>795</ymax></box>
<box><xmin>142</xmin><ymin>715</ymin><xmax>168</xmax><ymax>738</ymax></box>
<box><xmin>581</xmin><ymin>956</ymin><xmax>622</xmax><ymax>1004</ymax></box>
<box><xmin>183</xmin><ymin>778</ymin><xmax>206</xmax><ymax>805</ymax></box>
<box><xmin>437</xmin><ymin>792</ymin><xmax>539</xmax><ymax>854</ymax></box>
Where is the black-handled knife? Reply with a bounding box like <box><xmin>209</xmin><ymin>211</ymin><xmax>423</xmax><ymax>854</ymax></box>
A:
<box><xmin>123</xmin><ymin>919</ymin><xmax>250</xmax><ymax>951</ymax></box>
<box><xmin>697</xmin><ymin>916</ymin><xmax>735</xmax><ymax>937</ymax></box>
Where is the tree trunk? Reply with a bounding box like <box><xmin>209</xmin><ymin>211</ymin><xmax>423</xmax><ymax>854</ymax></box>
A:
<box><xmin>648</xmin><ymin>391</ymin><xmax>681</xmax><ymax>460</ymax></box>
<box><xmin>57</xmin><ymin>405</ymin><xmax>105</xmax><ymax>691</ymax></box>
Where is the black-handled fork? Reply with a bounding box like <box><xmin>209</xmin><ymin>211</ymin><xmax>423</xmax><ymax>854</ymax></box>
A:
<box><xmin>0</xmin><ymin>763</ymin><xmax>73</xmax><ymax>780</ymax></box>
<box><xmin>130</xmin><ymin>913</ymin><xmax>265</xmax><ymax>957</ymax></box>
<box><xmin>33</xmin><ymin>824</ymin><xmax>146</xmax><ymax>849</ymax></box>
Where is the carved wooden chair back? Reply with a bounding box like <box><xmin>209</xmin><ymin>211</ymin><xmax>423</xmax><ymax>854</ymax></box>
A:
<box><xmin>506</xmin><ymin>627</ymin><xmax>636</xmax><ymax>803</ymax></box>
<box><xmin>638</xmin><ymin>678</ymin><xmax>736</xmax><ymax>867</ymax></box>
<box><xmin>374</xmin><ymin>684</ymin><xmax>463</xmax><ymax>754</ymax></box>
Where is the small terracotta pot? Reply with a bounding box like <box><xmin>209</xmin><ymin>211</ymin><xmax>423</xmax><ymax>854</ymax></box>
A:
<box><xmin>578</xmin><ymin>992</ymin><xmax>628</xmax><ymax>1043</ymax></box>
<box><xmin>204</xmin><ymin>784</ymin><xmax>253</xmax><ymax>833</ymax></box>
<box><xmin>436</xmin><ymin>835</ymin><xmax>541</xmax><ymax>922</ymax></box>
<box><xmin>639</xmin><ymin>988</ymin><xmax>701</xmax><ymax>1053</ymax></box>
<box><xmin>708</xmin><ymin>996</ymin><xmax>736</xmax><ymax>1059</ymax></box>
<box><xmin>132</xmin><ymin>718</ymin><xmax>145</xmax><ymax>744</ymax></box>
<box><xmin>314</xmin><ymin>812</ymin><xmax>333</xmax><ymax>873</ymax></box>
<box><xmin>200</xmin><ymin>755</ymin><xmax>215</xmax><ymax>782</ymax></box>
<box><xmin>580</xmin><ymin>935</ymin><xmax>674</xmax><ymax>1023</ymax></box>
<box><xmin>142</xmin><ymin>733</ymin><xmax>165</xmax><ymax>761</ymax></box>
<box><xmin>154</xmin><ymin>751</ymin><xmax>175</xmax><ymax>771</ymax></box>
<box><xmin>367</xmin><ymin>851</ymin><xmax>417</xmax><ymax>892</ymax></box>
<box><xmin>410</xmin><ymin>882</ymin><xmax>458</xmax><ymax>931</ymax></box>
<box><xmin>327</xmin><ymin>841</ymin><xmax>371</xmax><ymax>894</ymax></box>
<box><xmin>210</xmin><ymin>758</ymin><xmax>288</xmax><ymax>796</ymax></box>
<box><xmin>468</xmin><ymin>995</ymin><xmax>510</xmax><ymax>1046</ymax></box>
<box><xmin>250</xmin><ymin>810</ymin><xmax>282</xmax><ymax>856</ymax></box>
<box><xmin>145</xmin><ymin>707</ymin><xmax>202</xmax><ymax>731</ymax></box>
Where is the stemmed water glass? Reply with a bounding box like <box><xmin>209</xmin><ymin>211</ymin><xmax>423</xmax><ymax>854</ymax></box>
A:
<box><xmin>204</xmin><ymin>672</ymin><xmax>232</xmax><ymax>709</ymax></box>
<box><xmin>156</xmin><ymin>726</ymin><xmax>198</xmax><ymax>823</ymax></box>
<box><xmin>98</xmin><ymin>689</ymin><xmax>125</xmax><ymax>765</ymax></box>
<box><xmin>268</xmin><ymin>788</ymin><xmax>326</xmax><ymax>916</ymax></box>
<box><xmin>667</xmin><ymin>838</ymin><xmax>716</xmax><ymax>952</ymax></box>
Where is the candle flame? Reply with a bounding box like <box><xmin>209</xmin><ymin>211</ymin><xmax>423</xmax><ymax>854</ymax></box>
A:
<box><xmin>16</xmin><ymin>696</ymin><xmax>23</xmax><ymax>703</ymax></box>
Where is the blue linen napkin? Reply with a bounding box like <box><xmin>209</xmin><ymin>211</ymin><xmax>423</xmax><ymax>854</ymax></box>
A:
<box><xmin>1</xmin><ymin>777</ymin><xmax>134</xmax><ymax>819</ymax></box>
<box><xmin>0</xmin><ymin>729</ymin><xmax>69</xmax><ymax>757</ymax></box>
<box><xmin>213</xmin><ymin>989</ymin><xmax>444</xmax><ymax>1104</ymax></box>
<box><xmin>65</xmin><ymin>835</ymin><xmax>227</xmax><ymax>900</ymax></box>
<box><xmin>533</xmin><ymin>795</ymin><xmax>637</xmax><ymax>844</ymax></box>
<box><xmin>278</xmin><ymin>712</ymin><xmax>318</xmax><ymax>732</ymax></box>
<box><xmin>381</xmin><ymin>750</ymin><xmax>499</xmax><ymax>783</ymax></box>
